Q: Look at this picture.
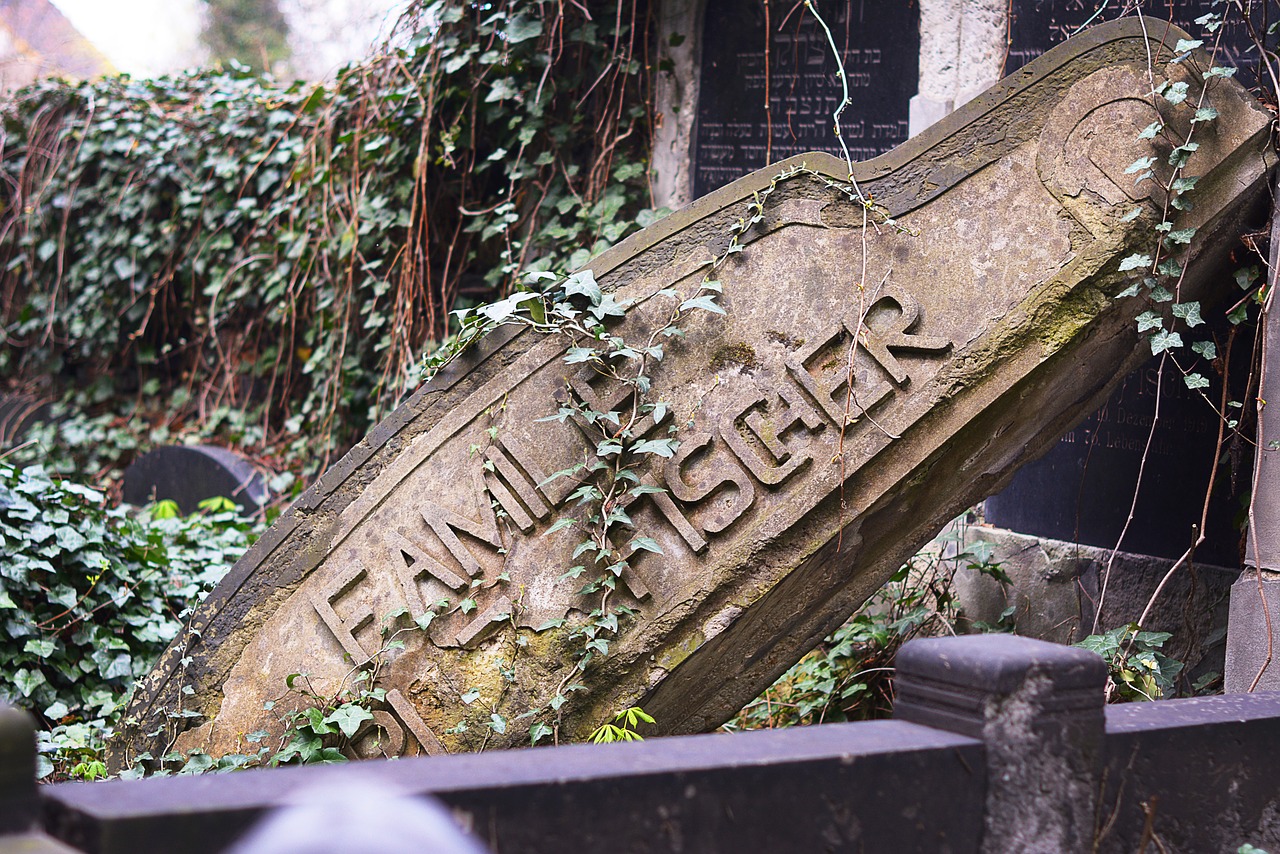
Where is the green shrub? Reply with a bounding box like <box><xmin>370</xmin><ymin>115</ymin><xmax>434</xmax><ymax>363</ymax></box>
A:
<box><xmin>0</xmin><ymin>463</ymin><xmax>258</xmax><ymax>729</ymax></box>
<box><xmin>728</xmin><ymin>534</ymin><xmax>1009</xmax><ymax>730</ymax></box>
<box><xmin>1074</xmin><ymin>624</ymin><xmax>1186</xmax><ymax>702</ymax></box>
<box><xmin>0</xmin><ymin>1</ymin><xmax>659</xmax><ymax>472</ymax></box>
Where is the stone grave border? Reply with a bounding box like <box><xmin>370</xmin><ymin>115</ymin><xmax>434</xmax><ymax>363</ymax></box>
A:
<box><xmin>9</xmin><ymin>635</ymin><xmax>1280</xmax><ymax>853</ymax></box>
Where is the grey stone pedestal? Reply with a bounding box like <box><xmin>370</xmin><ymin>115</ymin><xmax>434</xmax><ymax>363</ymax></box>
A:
<box><xmin>895</xmin><ymin>634</ymin><xmax>1107</xmax><ymax>854</ymax></box>
<box><xmin>1225</xmin><ymin>572</ymin><xmax>1280</xmax><ymax>692</ymax></box>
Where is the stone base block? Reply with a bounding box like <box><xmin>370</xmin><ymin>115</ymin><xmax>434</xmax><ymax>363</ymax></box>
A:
<box><xmin>953</xmin><ymin>525</ymin><xmax>1236</xmax><ymax>684</ymax></box>
<box><xmin>1224</xmin><ymin>573</ymin><xmax>1280</xmax><ymax>692</ymax></box>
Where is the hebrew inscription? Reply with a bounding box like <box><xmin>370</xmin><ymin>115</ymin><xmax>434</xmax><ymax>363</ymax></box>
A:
<box><xmin>117</xmin><ymin>20</ymin><xmax>1274</xmax><ymax>764</ymax></box>
<box><xmin>693</xmin><ymin>0</ymin><xmax>920</xmax><ymax>197</ymax></box>
<box><xmin>1007</xmin><ymin>0</ymin><xmax>1263</xmax><ymax>73</ymax></box>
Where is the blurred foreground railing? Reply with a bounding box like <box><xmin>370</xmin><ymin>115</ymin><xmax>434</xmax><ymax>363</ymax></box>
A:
<box><xmin>3</xmin><ymin>636</ymin><xmax>1277</xmax><ymax>854</ymax></box>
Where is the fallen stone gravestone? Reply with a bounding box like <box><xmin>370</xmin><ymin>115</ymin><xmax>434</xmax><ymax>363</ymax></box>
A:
<box><xmin>114</xmin><ymin>19</ymin><xmax>1274</xmax><ymax>765</ymax></box>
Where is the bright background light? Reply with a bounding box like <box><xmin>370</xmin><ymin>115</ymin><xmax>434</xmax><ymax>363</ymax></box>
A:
<box><xmin>49</xmin><ymin>0</ymin><xmax>412</xmax><ymax>78</ymax></box>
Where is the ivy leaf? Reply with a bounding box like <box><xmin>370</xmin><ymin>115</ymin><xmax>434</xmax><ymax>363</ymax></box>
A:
<box><xmin>1205</xmin><ymin>66</ymin><xmax>1237</xmax><ymax>79</ymax></box>
<box><xmin>1118</xmin><ymin>254</ymin><xmax>1151</xmax><ymax>272</ymax></box>
<box><xmin>1136</xmin><ymin>311</ymin><xmax>1164</xmax><ymax>333</ymax></box>
<box><xmin>544</xmin><ymin>518</ymin><xmax>576</xmax><ymax>536</ymax></box>
<box><xmin>1165</xmin><ymin>228</ymin><xmax>1196</xmax><ymax>245</ymax></box>
<box><xmin>1184</xmin><ymin>373</ymin><xmax>1211</xmax><ymax>390</ymax></box>
<box><xmin>1191</xmin><ymin>340</ymin><xmax>1217</xmax><ymax>360</ymax></box>
<box><xmin>589</xmin><ymin>293</ymin><xmax>628</xmax><ymax>319</ymax></box>
<box><xmin>1161</xmin><ymin>81</ymin><xmax>1190</xmax><ymax>105</ymax></box>
<box><xmin>564</xmin><ymin>347</ymin><xmax>598</xmax><ymax>364</ymax></box>
<box><xmin>14</xmin><ymin>668</ymin><xmax>46</xmax><ymax>698</ymax></box>
<box><xmin>1136</xmin><ymin>121</ymin><xmax>1162</xmax><ymax>140</ymax></box>
<box><xmin>1235</xmin><ymin>266</ymin><xmax>1260</xmax><ymax>290</ymax></box>
<box><xmin>1168</xmin><ymin>142</ymin><xmax>1199</xmax><ymax>168</ymax></box>
<box><xmin>631</xmin><ymin>438</ymin><xmax>679</xmax><ymax>458</ymax></box>
<box><xmin>325</xmin><ymin>704</ymin><xmax>373</xmax><ymax>739</ymax></box>
<box><xmin>1149</xmin><ymin>329</ymin><xmax>1183</xmax><ymax>355</ymax></box>
<box><xmin>505</xmin><ymin>15</ymin><xmax>543</xmax><ymax>44</ymax></box>
<box><xmin>461</xmin><ymin>688</ymin><xmax>481</xmax><ymax>705</ymax></box>
<box><xmin>628</xmin><ymin>536</ymin><xmax>664</xmax><ymax>555</ymax></box>
<box><xmin>1116</xmin><ymin>283</ymin><xmax>1141</xmax><ymax>299</ymax></box>
<box><xmin>23</xmin><ymin>638</ymin><xmax>55</xmax><ymax>657</ymax></box>
<box><xmin>478</xmin><ymin>292</ymin><xmax>535</xmax><ymax>323</ymax></box>
<box><xmin>486</xmin><ymin>77</ymin><xmax>519</xmax><ymax>103</ymax></box>
<box><xmin>1171</xmin><ymin>301</ymin><xmax>1204</xmax><ymax>327</ymax></box>
<box><xmin>530</xmin><ymin>722</ymin><xmax>553</xmax><ymax>745</ymax></box>
<box><xmin>1174</xmin><ymin>38</ymin><xmax>1204</xmax><ymax>53</ymax></box>
<box><xmin>1194</xmin><ymin>12</ymin><xmax>1222</xmax><ymax>31</ymax></box>
<box><xmin>563</xmin><ymin>270</ymin><xmax>602</xmax><ymax>304</ymax></box>
<box><xmin>678</xmin><ymin>295</ymin><xmax>725</xmax><ymax>315</ymax></box>
<box><xmin>1192</xmin><ymin>106</ymin><xmax>1219</xmax><ymax>123</ymax></box>
<box><xmin>1123</xmin><ymin>157</ymin><xmax>1156</xmax><ymax>175</ymax></box>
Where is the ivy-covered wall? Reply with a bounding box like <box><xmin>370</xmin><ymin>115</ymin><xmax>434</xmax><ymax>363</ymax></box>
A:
<box><xmin>0</xmin><ymin>0</ymin><xmax>660</xmax><ymax>479</ymax></box>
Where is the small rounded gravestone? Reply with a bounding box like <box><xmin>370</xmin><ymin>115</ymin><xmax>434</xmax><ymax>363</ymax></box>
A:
<box><xmin>0</xmin><ymin>393</ymin><xmax>51</xmax><ymax>447</ymax></box>
<box><xmin>122</xmin><ymin>445</ymin><xmax>268</xmax><ymax>516</ymax></box>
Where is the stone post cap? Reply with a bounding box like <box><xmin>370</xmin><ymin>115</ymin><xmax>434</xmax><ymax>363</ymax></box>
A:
<box><xmin>0</xmin><ymin>704</ymin><xmax>37</xmax><ymax>835</ymax></box>
<box><xmin>895</xmin><ymin>635</ymin><xmax>1107</xmax><ymax>738</ymax></box>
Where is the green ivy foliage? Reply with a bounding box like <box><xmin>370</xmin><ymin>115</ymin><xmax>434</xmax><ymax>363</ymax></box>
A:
<box><xmin>1074</xmin><ymin>624</ymin><xmax>1186</xmax><ymax>702</ymax></box>
<box><xmin>0</xmin><ymin>463</ymin><xmax>258</xmax><ymax>728</ymax></box>
<box><xmin>728</xmin><ymin>535</ymin><xmax>1012</xmax><ymax>730</ymax></box>
<box><xmin>0</xmin><ymin>0</ymin><xmax>659</xmax><ymax>474</ymax></box>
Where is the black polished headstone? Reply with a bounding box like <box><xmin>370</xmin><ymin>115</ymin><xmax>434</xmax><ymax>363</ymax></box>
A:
<box><xmin>692</xmin><ymin>0</ymin><xmax>920</xmax><ymax>198</ymax></box>
<box><xmin>1007</xmin><ymin>0</ymin><xmax>1268</xmax><ymax>74</ymax></box>
<box><xmin>122</xmin><ymin>445</ymin><xmax>267</xmax><ymax>516</ymax></box>
<box><xmin>986</xmin><ymin>349</ymin><xmax>1251</xmax><ymax>566</ymax></box>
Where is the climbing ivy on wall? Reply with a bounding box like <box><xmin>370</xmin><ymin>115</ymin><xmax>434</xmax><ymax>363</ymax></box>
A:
<box><xmin>0</xmin><ymin>0</ymin><xmax>660</xmax><ymax>477</ymax></box>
